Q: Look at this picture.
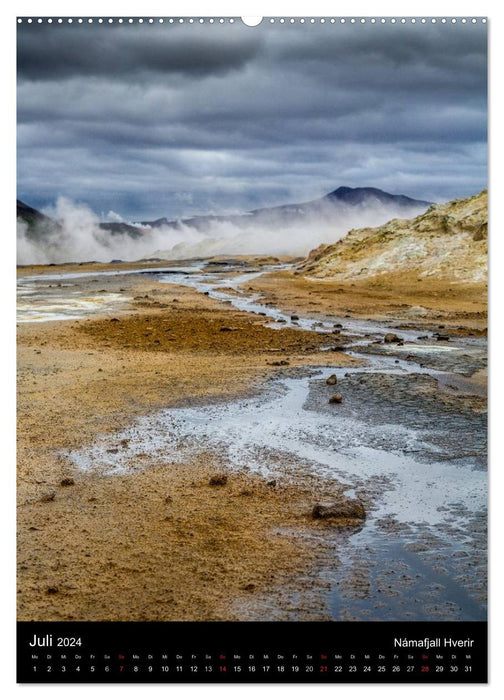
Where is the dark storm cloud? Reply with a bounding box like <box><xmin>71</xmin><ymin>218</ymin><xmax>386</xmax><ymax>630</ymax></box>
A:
<box><xmin>17</xmin><ymin>23</ymin><xmax>263</xmax><ymax>79</ymax></box>
<box><xmin>17</xmin><ymin>20</ymin><xmax>487</xmax><ymax>220</ymax></box>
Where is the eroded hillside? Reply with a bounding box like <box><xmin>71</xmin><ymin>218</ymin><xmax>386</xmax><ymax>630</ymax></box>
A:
<box><xmin>299</xmin><ymin>191</ymin><xmax>487</xmax><ymax>286</ymax></box>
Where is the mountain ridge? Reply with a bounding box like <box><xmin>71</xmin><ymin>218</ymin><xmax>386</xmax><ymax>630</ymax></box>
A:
<box><xmin>17</xmin><ymin>185</ymin><xmax>431</xmax><ymax>238</ymax></box>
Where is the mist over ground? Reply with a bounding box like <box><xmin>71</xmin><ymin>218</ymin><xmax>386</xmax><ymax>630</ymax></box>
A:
<box><xmin>16</xmin><ymin>195</ymin><xmax>430</xmax><ymax>265</ymax></box>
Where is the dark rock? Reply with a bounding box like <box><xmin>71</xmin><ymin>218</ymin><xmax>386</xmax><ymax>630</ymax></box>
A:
<box><xmin>326</xmin><ymin>374</ymin><xmax>337</xmax><ymax>386</ymax></box>
<box><xmin>209</xmin><ymin>474</ymin><xmax>228</xmax><ymax>487</ymax></box>
<box><xmin>60</xmin><ymin>478</ymin><xmax>75</xmax><ymax>487</ymax></box>
<box><xmin>290</xmin><ymin>314</ymin><xmax>299</xmax><ymax>321</ymax></box>
<box><xmin>311</xmin><ymin>499</ymin><xmax>366</xmax><ymax>521</ymax></box>
<box><xmin>110</xmin><ymin>318</ymin><xmax>120</xmax><ymax>322</ymax></box>
<box><xmin>242</xmin><ymin>583</ymin><xmax>256</xmax><ymax>592</ymax></box>
<box><xmin>436</xmin><ymin>334</ymin><xmax>450</xmax><ymax>341</ymax></box>
<box><xmin>329</xmin><ymin>393</ymin><xmax>343</xmax><ymax>404</ymax></box>
<box><xmin>270</xmin><ymin>360</ymin><xmax>289</xmax><ymax>366</ymax></box>
<box><xmin>46</xmin><ymin>586</ymin><xmax>59</xmax><ymax>594</ymax></box>
<box><xmin>384</xmin><ymin>333</ymin><xmax>402</xmax><ymax>343</ymax></box>
<box><xmin>331</xmin><ymin>345</ymin><xmax>346</xmax><ymax>352</ymax></box>
<box><xmin>219</xmin><ymin>327</ymin><xmax>233</xmax><ymax>332</ymax></box>
<box><xmin>39</xmin><ymin>491</ymin><xmax>56</xmax><ymax>503</ymax></box>
<box><xmin>267</xmin><ymin>479</ymin><xmax>277</xmax><ymax>487</ymax></box>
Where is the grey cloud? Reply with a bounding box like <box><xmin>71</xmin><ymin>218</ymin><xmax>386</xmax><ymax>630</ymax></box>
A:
<box><xmin>17</xmin><ymin>21</ymin><xmax>487</xmax><ymax>221</ymax></box>
<box><xmin>17</xmin><ymin>23</ymin><xmax>262</xmax><ymax>80</ymax></box>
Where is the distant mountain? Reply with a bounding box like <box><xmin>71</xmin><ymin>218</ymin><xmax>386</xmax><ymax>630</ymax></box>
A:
<box><xmin>325</xmin><ymin>186</ymin><xmax>431</xmax><ymax>208</ymax></box>
<box><xmin>17</xmin><ymin>199</ymin><xmax>60</xmax><ymax>237</ymax></box>
<box><xmin>298</xmin><ymin>190</ymin><xmax>487</xmax><ymax>285</ymax></box>
<box><xmin>139</xmin><ymin>186</ymin><xmax>432</xmax><ymax>232</ymax></box>
<box><xmin>17</xmin><ymin>199</ymin><xmax>143</xmax><ymax>239</ymax></box>
<box><xmin>97</xmin><ymin>221</ymin><xmax>143</xmax><ymax>238</ymax></box>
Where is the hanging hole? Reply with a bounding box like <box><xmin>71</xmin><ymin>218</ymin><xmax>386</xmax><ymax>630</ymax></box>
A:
<box><xmin>241</xmin><ymin>17</ymin><xmax>263</xmax><ymax>27</ymax></box>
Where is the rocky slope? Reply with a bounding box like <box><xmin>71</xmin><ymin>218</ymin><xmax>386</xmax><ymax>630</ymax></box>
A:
<box><xmin>298</xmin><ymin>191</ymin><xmax>487</xmax><ymax>285</ymax></box>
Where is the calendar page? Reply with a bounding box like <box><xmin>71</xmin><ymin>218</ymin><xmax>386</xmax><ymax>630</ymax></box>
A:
<box><xmin>16</xmin><ymin>14</ymin><xmax>488</xmax><ymax>684</ymax></box>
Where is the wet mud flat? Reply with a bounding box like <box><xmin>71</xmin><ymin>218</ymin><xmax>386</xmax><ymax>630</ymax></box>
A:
<box><xmin>65</xmin><ymin>355</ymin><xmax>487</xmax><ymax>621</ymax></box>
<box><xmin>17</xmin><ymin>257</ymin><xmax>487</xmax><ymax>621</ymax></box>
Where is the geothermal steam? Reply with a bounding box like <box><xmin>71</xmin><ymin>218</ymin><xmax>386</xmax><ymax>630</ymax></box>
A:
<box><xmin>17</xmin><ymin>196</ymin><xmax>428</xmax><ymax>265</ymax></box>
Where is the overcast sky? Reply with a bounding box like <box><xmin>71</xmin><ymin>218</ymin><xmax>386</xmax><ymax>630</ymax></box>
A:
<box><xmin>17</xmin><ymin>19</ymin><xmax>487</xmax><ymax>221</ymax></box>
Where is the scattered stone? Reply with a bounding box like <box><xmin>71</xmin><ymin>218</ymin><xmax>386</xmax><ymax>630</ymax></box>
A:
<box><xmin>384</xmin><ymin>333</ymin><xmax>402</xmax><ymax>343</ymax></box>
<box><xmin>46</xmin><ymin>586</ymin><xmax>59</xmax><ymax>595</ymax></box>
<box><xmin>290</xmin><ymin>314</ymin><xmax>299</xmax><ymax>321</ymax></box>
<box><xmin>39</xmin><ymin>491</ymin><xmax>56</xmax><ymax>503</ymax></box>
<box><xmin>60</xmin><ymin>478</ymin><xmax>75</xmax><ymax>487</ymax></box>
<box><xmin>311</xmin><ymin>499</ymin><xmax>366</xmax><ymax>521</ymax></box>
<box><xmin>219</xmin><ymin>327</ymin><xmax>233</xmax><ymax>332</ymax></box>
<box><xmin>331</xmin><ymin>345</ymin><xmax>346</xmax><ymax>352</ymax></box>
<box><xmin>242</xmin><ymin>583</ymin><xmax>256</xmax><ymax>592</ymax></box>
<box><xmin>269</xmin><ymin>360</ymin><xmax>289</xmax><ymax>366</ymax></box>
<box><xmin>329</xmin><ymin>393</ymin><xmax>343</xmax><ymax>404</ymax></box>
<box><xmin>266</xmin><ymin>479</ymin><xmax>277</xmax><ymax>487</ymax></box>
<box><xmin>436</xmin><ymin>334</ymin><xmax>450</xmax><ymax>341</ymax></box>
<box><xmin>209</xmin><ymin>474</ymin><xmax>228</xmax><ymax>487</ymax></box>
<box><xmin>326</xmin><ymin>374</ymin><xmax>338</xmax><ymax>386</ymax></box>
<box><xmin>110</xmin><ymin>318</ymin><xmax>120</xmax><ymax>322</ymax></box>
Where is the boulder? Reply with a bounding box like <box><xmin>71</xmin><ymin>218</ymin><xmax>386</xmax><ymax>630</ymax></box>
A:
<box><xmin>209</xmin><ymin>474</ymin><xmax>228</xmax><ymax>487</ymax></box>
<box><xmin>384</xmin><ymin>333</ymin><xmax>402</xmax><ymax>343</ymax></box>
<box><xmin>39</xmin><ymin>491</ymin><xmax>56</xmax><ymax>503</ymax></box>
<box><xmin>329</xmin><ymin>394</ymin><xmax>343</xmax><ymax>404</ymax></box>
<box><xmin>311</xmin><ymin>499</ymin><xmax>366</xmax><ymax>521</ymax></box>
<box><xmin>326</xmin><ymin>374</ymin><xmax>338</xmax><ymax>386</ymax></box>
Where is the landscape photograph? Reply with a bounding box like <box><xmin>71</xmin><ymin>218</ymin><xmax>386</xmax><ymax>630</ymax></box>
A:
<box><xmin>17</xmin><ymin>18</ymin><xmax>487</xmax><ymax>623</ymax></box>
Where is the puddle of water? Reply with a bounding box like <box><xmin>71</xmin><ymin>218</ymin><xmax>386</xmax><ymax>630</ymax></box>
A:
<box><xmin>67</xmin><ymin>365</ymin><xmax>486</xmax><ymax>526</ymax></box>
<box><xmin>328</xmin><ymin>537</ymin><xmax>486</xmax><ymax>621</ymax></box>
<box><xmin>16</xmin><ymin>292</ymin><xmax>126</xmax><ymax>323</ymax></box>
